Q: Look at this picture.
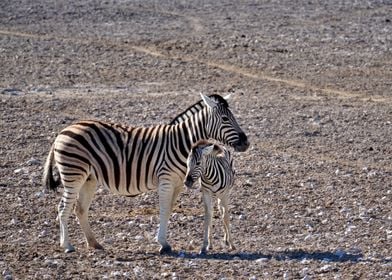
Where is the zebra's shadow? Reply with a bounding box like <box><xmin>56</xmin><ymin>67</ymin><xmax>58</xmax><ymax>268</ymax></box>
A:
<box><xmin>166</xmin><ymin>249</ymin><xmax>369</xmax><ymax>263</ymax></box>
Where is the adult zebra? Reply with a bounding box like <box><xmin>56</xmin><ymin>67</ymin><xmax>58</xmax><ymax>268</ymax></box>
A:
<box><xmin>43</xmin><ymin>93</ymin><xmax>249</xmax><ymax>254</ymax></box>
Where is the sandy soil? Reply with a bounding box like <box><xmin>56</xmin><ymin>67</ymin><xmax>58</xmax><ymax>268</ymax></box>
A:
<box><xmin>0</xmin><ymin>0</ymin><xmax>391</xmax><ymax>279</ymax></box>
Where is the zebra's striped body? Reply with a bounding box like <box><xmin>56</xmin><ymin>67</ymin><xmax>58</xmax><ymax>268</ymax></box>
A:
<box><xmin>43</xmin><ymin>93</ymin><xmax>249</xmax><ymax>253</ymax></box>
<box><xmin>184</xmin><ymin>140</ymin><xmax>235</xmax><ymax>254</ymax></box>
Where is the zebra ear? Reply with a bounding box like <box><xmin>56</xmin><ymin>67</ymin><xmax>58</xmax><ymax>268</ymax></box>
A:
<box><xmin>201</xmin><ymin>144</ymin><xmax>215</xmax><ymax>156</ymax></box>
<box><xmin>200</xmin><ymin>93</ymin><xmax>218</xmax><ymax>109</ymax></box>
<box><xmin>223</xmin><ymin>94</ymin><xmax>231</xmax><ymax>100</ymax></box>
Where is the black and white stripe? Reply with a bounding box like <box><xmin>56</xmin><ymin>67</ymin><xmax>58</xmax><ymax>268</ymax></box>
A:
<box><xmin>43</xmin><ymin>93</ymin><xmax>249</xmax><ymax>253</ymax></box>
<box><xmin>184</xmin><ymin>140</ymin><xmax>236</xmax><ymax>254</ymax></box>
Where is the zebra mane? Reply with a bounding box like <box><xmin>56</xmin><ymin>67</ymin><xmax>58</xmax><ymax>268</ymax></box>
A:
<box><xmin>169</xmin><ymin>94</ymin><xmax>229</xmax><ymax>125</ymax></box>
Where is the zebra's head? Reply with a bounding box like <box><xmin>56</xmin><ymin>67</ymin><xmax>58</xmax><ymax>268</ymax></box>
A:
<box><xmin>201</xmin><ymin>93</ymin><xmax>249</xmax><ymax>152</ymax></box>
<box><xmin>184</xmin><ymin>140</ymin><xmax>219</xmax><ymax>189</ymax></box>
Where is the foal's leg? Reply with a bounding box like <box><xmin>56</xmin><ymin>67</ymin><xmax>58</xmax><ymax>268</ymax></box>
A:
<box><xmin>218</xmin><ymin>194</ymin><xmax>235</xmax><ymax>250</ymax></box>
<box><xmin>74</xmin><ymin>176</ymin><xmax>103</xmax><ymax>250</ymax></box>
<box><xmin>200</xmin><ymin>189</ymin><xmax>213</xmax><ymax>254</ymax></box>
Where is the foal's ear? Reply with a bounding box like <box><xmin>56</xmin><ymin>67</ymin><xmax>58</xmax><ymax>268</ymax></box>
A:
<box><xmin>223</xmin><ymin>94</ymin><xmax>231</xmax><ymax>100</ymax></box>
<box><xmin>201</xmin><ymin>144</ymin><xmax>215</xmax><ymax>156</ymax></box>
<box><xmin>200</xmin><ymin>93</ymin><xmax>218</xmax><ymax>109</ymax></box>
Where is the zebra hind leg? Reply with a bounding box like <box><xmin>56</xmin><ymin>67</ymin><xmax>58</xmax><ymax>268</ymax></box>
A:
<box><xmin>74</xmin><ymin>176</ymin><xmax>103</xmax><ymax>250</ymax></box>
<box><xmin>58</xmin><ymin>185</ymin><xmax>81</xmax><ymax>253</ymax></box>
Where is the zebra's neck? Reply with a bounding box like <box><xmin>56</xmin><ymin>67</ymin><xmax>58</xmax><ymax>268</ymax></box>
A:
<box><xmin>172</xmin><ymin>109</ymin><xmax>209</xmax><ymax>163</ymax></box>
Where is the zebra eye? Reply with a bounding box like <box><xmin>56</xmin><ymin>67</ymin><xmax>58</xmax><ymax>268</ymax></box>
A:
<box><xmin>222</xmin><ymin>116</ymin><xmax>230</xmax><ymax>122</ymax></box>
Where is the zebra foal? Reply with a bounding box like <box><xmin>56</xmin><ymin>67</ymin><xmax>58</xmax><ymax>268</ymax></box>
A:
<box><xmin>184</xmin><ymin>140</ymin><xmax>236</xmax><ymax>254</ymax></box>
<box><xmin>43</xmin><ymin>93</ymin><xmax>249</xmax><ymax>253</ymax></box>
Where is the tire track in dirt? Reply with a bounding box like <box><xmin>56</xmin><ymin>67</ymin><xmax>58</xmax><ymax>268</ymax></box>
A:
<box><xmin>0</xmin><ymin>29</ymin><xmax>390</xmax><ymax>104</ymax></box>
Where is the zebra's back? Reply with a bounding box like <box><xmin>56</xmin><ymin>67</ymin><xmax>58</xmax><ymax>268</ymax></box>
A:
<box><xmin>54</xmin><ymin>120</ymin><xmax>167</xmax><ymax>196</ymax></box>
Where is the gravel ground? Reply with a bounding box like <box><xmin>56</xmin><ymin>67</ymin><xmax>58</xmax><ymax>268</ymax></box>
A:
<box><xmin>0</xmin><ymin>0</ymin><xmax>391</xmax><ymax>279</ymax></box>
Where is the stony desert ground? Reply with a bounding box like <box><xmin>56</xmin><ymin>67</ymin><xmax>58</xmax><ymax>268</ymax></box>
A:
<box><xmin>0</xmin><ymin>0</ymin><xmax>391</xmax><ymax>279</ymax></box>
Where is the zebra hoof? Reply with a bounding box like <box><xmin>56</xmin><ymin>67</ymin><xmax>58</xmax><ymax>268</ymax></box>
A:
<box><xmin>64</xmin><ymin>246</ymin><xmax>75</xmax><ymax>253</ymax></box>
<box><xmin>199</xmin><ymin>249</ymin><xmax>208</xmax><ymax>255</ymax></box>
<box><xmin>94</xmin><ymin>244</ymin><xmax>104</xmax><ymax>250</ymax></box>
<box><xmin>89</xmin><ymin>242</ymin><xmax>104</xmax><ymax>250</ymax></box>
<box><xmin>159</xmin><ymin>245</ymin><xmax>172</xmax><ymax>255</ymax></box>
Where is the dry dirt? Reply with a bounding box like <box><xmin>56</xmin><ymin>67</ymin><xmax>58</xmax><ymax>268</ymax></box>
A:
<box><xmin>1</xmin><ymin>0</ymin><xmax>391</xmax><ymax>279</ymax></box>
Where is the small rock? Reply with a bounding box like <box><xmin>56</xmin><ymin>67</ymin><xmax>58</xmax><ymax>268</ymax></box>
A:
<box><xmin>14</xmin><ymin>168</ymin><xmax>28</xmax><ymax>174</ymax></box>
<box><xmin>27</xmin><ymin>158</ymin><xmax>41</xmax><ymax>165</ymax></box>
<box><xmin>300</xmin><ymin>258</ymin><xmax>310</xmax><ymax>264</ymax></box>
<box><xmin>238</xmin><ymin>214</ymin><xmax>246</xmax><ymax>220</ymax></box>
<box><xmin>245</xmin><ymin>178</ymin><xmax>255</xmax><ymax>186</ymax></box>
<box><xmin>320</xmin><ymin>264</ymin><xmax>333</xmax><ymax>272</ymax></box>
<box><xmin>39</xmin><ymin>229</ymin><xmax>48</xmax><ymax>238</ymax></box>
<box><xmin>255</xmin><ymin>257</ymin><xmax>269</xmax><ymax>263</ymax></box>
<box><xmin>35</xmin><ymin>191</ymin><xmax>45</xmax><ymax>198</ymax></box>
<box><xmin>110</xmin><ymin>271</ymin><xmax>122</xmax><ymax>277</ymax></box>
<box><xmin>134</xmin><ymin>235</ymin><xmax>143</xmax><ymax>241</ymax></box>
<box><xmin>133</xmin><ymin>266</ymin><xmax>143</xmax><ymax>277</ymax></box>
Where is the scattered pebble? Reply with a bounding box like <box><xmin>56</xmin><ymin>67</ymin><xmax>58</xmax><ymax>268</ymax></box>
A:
<box><xmin>14</xmin><ymin>168</ymin><xmax>28</xmax><ymax>174</ymax></box>
<box><xmin>134</xmin><ymin>235</ymin><xmax>143</xmax><ymax>241</ymax></box>
<box><xmin>238</xmin><ymin>214</ymin><xmax>246</xmax><ymax>220</ymax></box>
<box><xmin>110</xmin><ymin>271</ymin><xmax>122</xmax><ymax>277</ymax></box>
<box><xmin>133</xmin><ymin>266</ymin><xmax>143</xmax><ymax>277</ymax></box>
<box><xmin>38</xmin><ymin>229</ymin><xmax>48</xmax><ymax>238</ymax></box>
<box><xmin>35</xmin><ymin>191</ymin><xmax>45</xmax><ymax>198</ymax></box>
<box><xmin>26</xmin><ymin>158</ymin><xmax>41</xmax><ymax>165</ymax></box>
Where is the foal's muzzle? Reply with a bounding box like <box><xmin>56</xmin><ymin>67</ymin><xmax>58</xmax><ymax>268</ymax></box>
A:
<box><xmin>184</xmin><ymin>176</ymin><xmax>196</xmax><ymax>189</ymax></box>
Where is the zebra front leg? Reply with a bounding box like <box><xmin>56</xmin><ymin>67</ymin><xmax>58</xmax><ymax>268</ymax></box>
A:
<box><xmin>75</xmin><ymin>177</ymin><xmax>103</xmax><ymax>250</ymax></box>
<box><xmin>218</xmin><ymin>195</ymin><xmax>235</xmax><ymax>250</ymax></box>
<box><xmin>157</xmin><ymin>182</ymin><xmax>175</xmax><ymax>254</ymax></box>
<box><xmin>200</xmin><ymin>190</ymin><xmax>213</xmax><ymax>255</ymax></box>
<box><xmin>58</xmin><ymin>188</ymin><xmax>79</xmax><ymax>253</ymax></box>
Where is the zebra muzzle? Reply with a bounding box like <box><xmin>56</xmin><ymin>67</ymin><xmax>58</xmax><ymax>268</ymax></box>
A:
<box><xmin>234</xmin><ymin>133</ymin><xmax>250</xmax><ymax>152</ymax></box>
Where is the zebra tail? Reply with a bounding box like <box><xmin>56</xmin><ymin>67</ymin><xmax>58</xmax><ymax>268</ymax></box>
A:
<box><xmin>43</xmin><ymin>144</ymin><xmax>60</xmax><ymax>191</ymax></box>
